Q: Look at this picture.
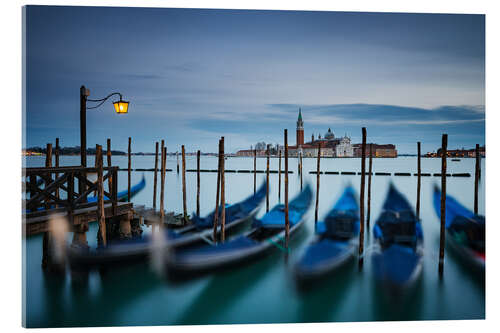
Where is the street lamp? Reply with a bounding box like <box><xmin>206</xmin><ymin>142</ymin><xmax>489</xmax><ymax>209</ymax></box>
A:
<box><xmin>79</xmin><ymin>85</ymin><xmax>130</xmax><ymax>167</ymax></box>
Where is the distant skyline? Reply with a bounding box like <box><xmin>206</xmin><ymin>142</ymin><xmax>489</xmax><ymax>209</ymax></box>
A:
<box><xmin>24</xmin><ymin>6</ymin><xmax>485</xmax><ymax>154</ymax></box>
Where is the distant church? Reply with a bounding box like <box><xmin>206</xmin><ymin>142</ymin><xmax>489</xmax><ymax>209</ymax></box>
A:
<box><xmin>236</xmin><ymin>108</ymin><xmax>397</xmax><ymax>158</ymax></box>
<box><xmin>287</xmin><ymin>108</ymin><xmax>353</xmax><ymax>157</ymax></box>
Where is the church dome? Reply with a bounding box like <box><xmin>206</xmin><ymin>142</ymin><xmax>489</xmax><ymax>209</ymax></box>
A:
<box><xmin>324</xmin><ymin>128</ymin><xmax>335</xmax><ymax>140</ymax></box>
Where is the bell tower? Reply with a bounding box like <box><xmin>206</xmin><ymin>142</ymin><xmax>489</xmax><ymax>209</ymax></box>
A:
<box><xmin>296</xmin><ymin>108</ymin><xmax>304</xmax><ymax>146</ymax></box>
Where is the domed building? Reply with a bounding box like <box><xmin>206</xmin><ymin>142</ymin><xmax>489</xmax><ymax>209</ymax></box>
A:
<box><xmin>277</xmin><ymin>108</ymin><xmax>355</xmax><ymax>157</ymax></box>
<box><xmin>324</xmin><ymin>128</ymin><xmax>335</xmax><ymax>140</ymax></box>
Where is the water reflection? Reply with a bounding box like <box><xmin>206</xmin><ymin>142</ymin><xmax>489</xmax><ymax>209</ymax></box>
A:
<box><xmin>370</xmin><ymin>268</ymin><xmax>424</xmax><ymax>321</ymax></box>
<box><xmin>175</xmin><ymin>251</ymin><xmax>281</xmax><ymax>324</ymax></box>
<box><xmin>296</xmin><ymin>260</ymin><xmax>357</xmax><ymax>323</ymax></box>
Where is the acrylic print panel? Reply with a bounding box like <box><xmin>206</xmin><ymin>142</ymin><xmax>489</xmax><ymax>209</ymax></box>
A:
<box><xmin>22</xmin><ymin>5</ymin><xmax>485</xmax><ymax>328</ymax></box>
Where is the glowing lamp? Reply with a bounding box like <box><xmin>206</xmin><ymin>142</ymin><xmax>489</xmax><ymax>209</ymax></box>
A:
<box><xmin>113</xmin><ymin>98</ymin><xmax>129</xmax><ymax>114</ymax></box>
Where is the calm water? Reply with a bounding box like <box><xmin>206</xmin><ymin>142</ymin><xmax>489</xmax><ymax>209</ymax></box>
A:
<box><xmin>23</xmin><ymin>155</ymin><xmax>485</xmax><ymax>327</ymax></box>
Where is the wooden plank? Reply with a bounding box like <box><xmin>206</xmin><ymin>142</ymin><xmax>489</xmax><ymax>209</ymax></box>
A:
<box><xmin>24</xmin><ymin>166</ymin><xmax>118</xmax><ymax>175</ymax></box>
<box><xmin>24</xmin><ymin>202</ymin><xmax>133</xmax><ymax>236</ymax></box>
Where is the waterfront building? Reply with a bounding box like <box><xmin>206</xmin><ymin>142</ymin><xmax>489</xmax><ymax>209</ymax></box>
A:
<box><xmin>286</xmin><ymin>110</ymin><xmax>350</xmax><ymax>157</ymax></box>
<box><xmin>336</xmin><ymin>136</ymin><xmax>354</xmax><ymax>157</ymax></box>
<box><xmin>236</xmin><ymin>149</ymin><xmax>267</xmax><ymax>157</ymax></box>
<box><xmin>353</xmin><ymin>143</ymin><xmax>398</xmax><ymax>158</ymax></box>
<box><xmin>434</xmin><ymin>146</ymin><xmax>485</xmax><ymax>158</ymax></box>
<box><xmin>237</xmin><ymin>109</ymin><xmax>395</xmax><ymax>158</ymax></box>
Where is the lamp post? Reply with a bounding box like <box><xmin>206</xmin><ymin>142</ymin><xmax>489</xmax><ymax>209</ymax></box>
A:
<box><xmin>79</xmin><ymin>85</ymin><xmax>129</xmax><ymax>167</ymax></box>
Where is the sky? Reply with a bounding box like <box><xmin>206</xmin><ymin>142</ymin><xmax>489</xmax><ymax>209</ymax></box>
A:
<box><xmin>24</xmin><ymin>6</ymin><xmax>485</xmax><ymax>154</ymax></box>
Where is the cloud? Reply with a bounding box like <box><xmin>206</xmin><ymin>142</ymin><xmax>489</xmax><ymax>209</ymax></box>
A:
<box><xmin>268</xmin><ymin>103</ymin><xmax>485</xmax><ymax>127</ymax></box>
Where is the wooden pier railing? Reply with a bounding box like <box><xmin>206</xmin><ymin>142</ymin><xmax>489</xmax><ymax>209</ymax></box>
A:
<box><xmin>23</xmin><ymin>166</ymin><xmax>119</xmax><ymax>214</ymax></box>
<box><xmin>22</xmin><ymin>166</ymin><xmax>131</xmax><ymax>237</ymax></box>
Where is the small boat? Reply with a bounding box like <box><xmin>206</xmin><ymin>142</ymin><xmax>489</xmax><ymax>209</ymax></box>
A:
<box><xmin>294</xmin><ymin>185</ymin><xmax>359</xmax><ymax>282</ymax></box>
<box><xmin>167</xmin><ymin>180</ymin><xmax>267</xmax><ymax>248</ymax></box>
<box><xmin>433</xmin><ymin>186</ymin><xmax>485</xmax><ymax>270</ymax></box>
<box><xmin>87</xmin><ymin>174</ymin><xmax>146</xmax><ymax>203</ymax></box>
<box><xmin>68</xmin><ymin>181</ymin><xmax>267</xmax><ymax>267</ymax></box>
<box><xmin>372</xmin><ymin>184</ymin><xmax>424</xmax><ymax>289</ymax></box>
<box><xmin>166</xmin><ymin>184</ymin><xmax>313</xmax><ymax>277</ymax></box>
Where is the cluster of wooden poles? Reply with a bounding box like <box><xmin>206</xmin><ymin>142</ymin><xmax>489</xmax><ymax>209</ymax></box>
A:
<box><xmin>113</xmin><ymin>131</ymin><xmax>483</xmax><ymax>267</ymax></box>
<box><xmin>41</xmin><ymin>130</ymin><xmax>483</xmax><ymax>268</ymax></box>
<box><xmin>40</xmin><ymin>138</ymin><xmax>120</xmax><ymax>248</ymax></box>
<box><xmin>147</xmin><ymin>131</ymin><xmax>292</xmax><ymax>246</ymax></box>
<box><xmin>303</xmin><ymin>129</ymin><xmax>483</xmax><ymax>275</ymax></box>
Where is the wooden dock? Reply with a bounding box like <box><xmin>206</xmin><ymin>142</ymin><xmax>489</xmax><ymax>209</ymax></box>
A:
<box><xmin>24</xmin><ymin>202</ymin><xmax>133</xmax><ymax>236</ymax></box>
<box><xmin>23</xmin><ymin>166</ymin><xmax>133</xmax><ymax>234</ymax></box>
<box><xmin>23</xmin><ymin>165</ymin><xmax>141</xmax><ymax>270</ymax></box>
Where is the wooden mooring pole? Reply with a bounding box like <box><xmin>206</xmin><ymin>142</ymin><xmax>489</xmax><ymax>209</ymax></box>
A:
<box><xmin>153</xmin><ymin>141</ymin><xmax>159</xmax><ymax>211</ymax></box>
<box><xmin>439</xmin><ymin>134</ymin><xmax>448</xmax><ymax>277</ymax></box>
<box><xmin>44</xmin><ymin>143</ymin><xmax>52</xmax><ymax>209</ymax></box>
<box><xmin>197</xmin><ymin>150</ymin><xmax>201</xmax><ymax>217</ymax></box>
<box><xmin>93</xmin><ymin>148</ymin><xmax>99</xmax><ymax>197</ymax></box>
<box><xmin>278</xmin><ymin>149</ymin><xmax>282</xmax><ymax>202</ymax></box>
<box><xmin>253</xmin><ymin>149</ymin><xmax>257</xmax><ymax>194</ymax></box>
<box><xmin>160</xmin><ymin>145</ymin><xmax>166</xmax><ymax>221</ymax></box>
<box><xmin>298</xmin><ymin>151</ymin><xmax>300</xmax><ymax>175</ymax></box>
<box><xmin>359</xmin><ymin>127</ymin><xmax>367</xmax><ymax>268</ymax></box>
<box><xmin>284</xmin><ymin>129</ymin><xmax>289</xmax><ymax>248</ymax></box>
<box><xmin>96</xmin><ymin>145</ymin><xmax>106</xmax><ymax>247</ymax></box>
<box><xmin>182</xmin><ymin>145</ymin><xmax>187</xmax><ymax>224</ymax></box>
<box><xmin>300</xmin><ymin>151</ymin><xmax>303</xmax><ymax>191</ymax></box>
<box><xmin>55</xmin><ymin>138</ymin><xmax>60</xmax><ymax>201</ymax></box>
<box><xmin>220</xmin><ymin>137</ymin><xmax>226</xmax><ymax>242</ymax></box>
<box><xmin>42</xmin><ymin>143</ymin><xmax>52</xmax><ymax>268</ymax></box>
<box><xmin>128</xmin><ymin>137</ymin><xmax>131</xmax><ymax>202</ymax></box>
<box><xmin>266</xmin><ymin>144</ymin><xmax>270</xmax><ymax>212</ymax></box>
<box><xmin>367</xmin><ymin>143</ymin><xmax>373</xmax><ymax>228</ymax></box>
<box><xmin>416</xmin><ymin>142</ymin><xmax>421</xmax><ymax>220</ymax></box>
<box><xmin>177</xmin><ymin>151</ymin><xmax>180</xmax><ymax>174</ymax></box>
<box><xmin>45</xmin><ymin>143</ymin><xmax>52</xmax><ymax>165</ymax></box>
<box><xmin>314</xmin><ymin>142</ymin><xmax>321</xmax><ymax>227</ymax></box>
<box><xmin>474</xmin><ymin>143</ymin><xmax>480</xmax><ymax>215</ymax></box>
<box><xmin>107</xmin><ymin>139</ymin><xmax>112</xmax><ymax>194</ymax></box>
<box><xmin>213</xmin><ymin>139</ymin><xmax>222</xmax><ymax>243</ymax></box>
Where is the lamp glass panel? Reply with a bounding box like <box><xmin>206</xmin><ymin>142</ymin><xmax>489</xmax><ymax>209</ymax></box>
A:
<box><xmin>113</xmin><ymin>101</ymin><xmax>129</xmax><ymax>114</ymax></box>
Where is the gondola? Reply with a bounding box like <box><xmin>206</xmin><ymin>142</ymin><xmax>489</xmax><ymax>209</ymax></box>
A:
<box><xmin>166</xmin><ymin>184</ymin><xmax>313</xmax><ymax>277</ymax></box>
<box><xmin>67</xmin><ymin>181</ymin><xmax>267</xmax><ymax>267</ymax></box>
<box><xmin>167</xmin><ymin>180</ymin><xmax>267</xmax><ymax>248</ymax></box>
<box><xmin>433</xmin><ymin>186</ymin><xmax>485</xmax><ymax>270</ymax></box>
<box><xmin>294</xmin><ymin>185</ymin><xmax>359</xmax><ymax>282</ymax></box>
<box><xmin>372</xmin><ymin>184</ymin><xmax>424</xmax><ymax>289</ymax></box>
<box><xmin>87</xmin><ymin>174</ymin><xmax>146</xmax><ymax>203</ymax></box>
